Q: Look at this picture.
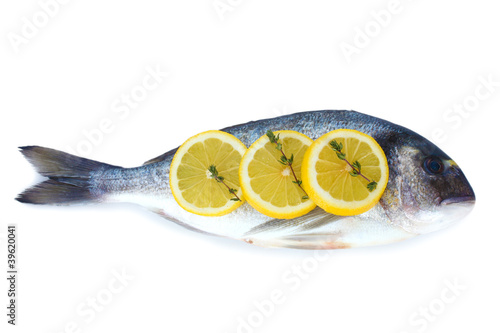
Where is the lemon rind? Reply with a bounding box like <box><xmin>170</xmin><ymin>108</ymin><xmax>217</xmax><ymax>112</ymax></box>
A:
<box><xmin>169</xmin><ymin>130</ymin><xmax>247</xmax><ymax>217</ymax></box>
<box><xmin>239</xmin><ymin>130</ymin><xmax>316</xmax><ymax>219</ymax></box>
<box><xmin>302</xmin><ymin>129</ymin><xmax>389</xmax><ymax>216</ymax></box>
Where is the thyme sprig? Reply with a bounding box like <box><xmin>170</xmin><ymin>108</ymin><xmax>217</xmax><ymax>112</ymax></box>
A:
<box><xmin>208</xmin><ymin>165</ymin><xmax>242</xmax><ymax>201</ymax></box>
<box><xmin>329</xmin><ymin>140</ymin><xmax>378</xmax><ymax>192</ymax></box>
<box><xmin>266</xmin><ymin>130</ymin><xmax>309</xmax><ymax>200</ymax></box>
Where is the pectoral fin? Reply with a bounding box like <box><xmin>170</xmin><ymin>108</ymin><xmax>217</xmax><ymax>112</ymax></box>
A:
<box><xmin>242</xmin><ymin>207</ymin><xmax>347</xmax><ymax>249</ymax></box>
<box><xmin>242</xmin><ymin>205</ymin><xmax>414</xmax><ymax>250</ymax></box>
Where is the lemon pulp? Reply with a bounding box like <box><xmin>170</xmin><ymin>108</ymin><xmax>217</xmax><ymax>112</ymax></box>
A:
<box><xmin>169</xmin><ymin>130</ymin><xmax>246</xmax><ymax>216</ymax></box>
<box><xmin>239</xmin><ymin>130</ymin><xmax>316</xmax><ymax>219</ymax></box>
<box><xmin>302</xmin><ymin>129</ymin><xmax>389</xmax><ymax>216</ymax></box>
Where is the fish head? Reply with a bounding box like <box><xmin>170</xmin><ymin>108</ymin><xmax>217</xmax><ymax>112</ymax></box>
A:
<box><xmin>383</xmin><ymin>134</ymin><xmax>475</xmax><ymax>234</ymax></box>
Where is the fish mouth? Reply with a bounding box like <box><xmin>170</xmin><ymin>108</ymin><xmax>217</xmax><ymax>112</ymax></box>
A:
<box><xmin>440</xmin><ymin>195</ymin><xmax>476</xmax><ymax>206</ymax></box>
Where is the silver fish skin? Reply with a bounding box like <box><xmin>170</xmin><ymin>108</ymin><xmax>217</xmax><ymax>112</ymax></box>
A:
<box><xmin>17</xmin><ymin>110</ymin><xmax>475</xmax><ymax>249</ymax></box>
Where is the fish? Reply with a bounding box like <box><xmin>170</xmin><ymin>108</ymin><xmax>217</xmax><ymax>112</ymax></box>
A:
<box><xmin>16</xmin><ymin>110</ymin><xmax>475</xmax><ymax>249</ymax></box>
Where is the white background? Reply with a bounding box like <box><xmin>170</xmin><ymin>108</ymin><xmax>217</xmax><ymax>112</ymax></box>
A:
<box><xmin>1</xmin><ymin>1</ymin><xmax>499</xmax><ymax>332</ymax></box>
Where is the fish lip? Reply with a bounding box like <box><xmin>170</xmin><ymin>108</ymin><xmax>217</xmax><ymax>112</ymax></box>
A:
<box><xmin>440</xmin><ymin>195</ymin><xmax>476</xmax><ymax>206</ymax></box>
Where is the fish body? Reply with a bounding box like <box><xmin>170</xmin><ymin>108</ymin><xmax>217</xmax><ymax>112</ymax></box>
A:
<box><xmin>17</xmin><ymin>110</ymin><xmax>475</xmax><ymax>249</ymax></box>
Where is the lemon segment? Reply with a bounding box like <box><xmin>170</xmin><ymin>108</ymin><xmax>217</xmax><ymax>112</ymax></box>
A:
<box><xmin>169</xmin><ymin>130</ymin><xmax>246</xmax><ymax>216</ymax></box>
<box><xmin>302</xmin><ymin>129</ymin><xmax>389</xmax><ymax>216</ymax></box>
<box><xmin>239</xmin><ymin>130</ymin><xmax>316</xmax><ymax>219</ymax></box>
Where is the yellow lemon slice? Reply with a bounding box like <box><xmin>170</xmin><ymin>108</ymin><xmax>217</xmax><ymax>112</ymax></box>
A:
<box><xmin>302</xmin><ymin>129</ymin><xmax>389</xmax><ymax>216</ymax></box>
<box><xmin>169</xmin><ymin>130</ymin><xmax>246</xmax><ymax>216</ymax></box>
<box><xmin>239</xmin><ymin>130</ymin><xmax>316</xmax><ymax>219</ymax></box>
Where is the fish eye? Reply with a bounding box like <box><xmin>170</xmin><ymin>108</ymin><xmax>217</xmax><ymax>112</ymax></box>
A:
<box><xmin>423</xmin><ymin>156</ymin><xmax>445</xmax><ymax>175</ymax></box>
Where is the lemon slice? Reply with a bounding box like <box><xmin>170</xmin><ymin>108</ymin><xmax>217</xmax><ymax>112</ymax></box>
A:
<box><xmin>239</xmin><ymin>130</ymin><xmax>316</xmax><ymax>219</ymax></box>
<box><xmin>302</xmin><ymin>129</ymin><xmax>389</xmax><ymax>216</ymax></box>
<box><xmin>169</xmin><ymin>130</ymin><xmax>246</xmax><ymax>216</ymax></box>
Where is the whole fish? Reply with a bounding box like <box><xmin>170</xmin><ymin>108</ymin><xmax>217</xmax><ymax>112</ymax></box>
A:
<box><xmin>17</xmin><ymin>110</ymin><xmax>475</xmax><ymax>249</ymax></box>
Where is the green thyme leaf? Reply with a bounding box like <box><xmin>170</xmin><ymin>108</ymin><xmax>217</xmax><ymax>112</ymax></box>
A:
<box><xmin>352</xmin><ymin>161</ymin><xmax>361</xmax><ymax>172</ymax></box>
<box><xmin>208</xmin><ymin>164</ymin><xmax>218</xmax><ymax>177</ymax></box>
<box><xmin>367</xmin><ymin>181</ymin><xmax>378</xmax><ymax>192</ymax></box>
<box><xmin>266</xmin><ymin>130</ymin><xmax>276</xmax><ymax>143</ymax></box>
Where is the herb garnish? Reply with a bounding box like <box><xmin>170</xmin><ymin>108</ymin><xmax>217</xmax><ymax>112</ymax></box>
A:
<box><xmin>266</xmin><ymin>130</ymin><xmax>309</xmax><ymax>200</ymax></box>
<box><xmin>329</xmin><ymin>140</ymin><xmax>378</xmax><ymax>192</ymax></box>
<box><xmin>208</xmin><ymin>165</ymin><xmax>242</xmax><ymax>201</ymax></box>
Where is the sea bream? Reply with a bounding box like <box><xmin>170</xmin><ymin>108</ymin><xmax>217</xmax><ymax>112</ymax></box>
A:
<box><xmin>16</xmin><ymin>110</ymin><xmax>475</xmax><ymax>249</ymax></box>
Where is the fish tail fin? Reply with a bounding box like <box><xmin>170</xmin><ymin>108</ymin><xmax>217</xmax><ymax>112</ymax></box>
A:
<box><xmin>16</xmin><ymin>146</ymin><xmax>119</xmax><ymax>205</ymax></box>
